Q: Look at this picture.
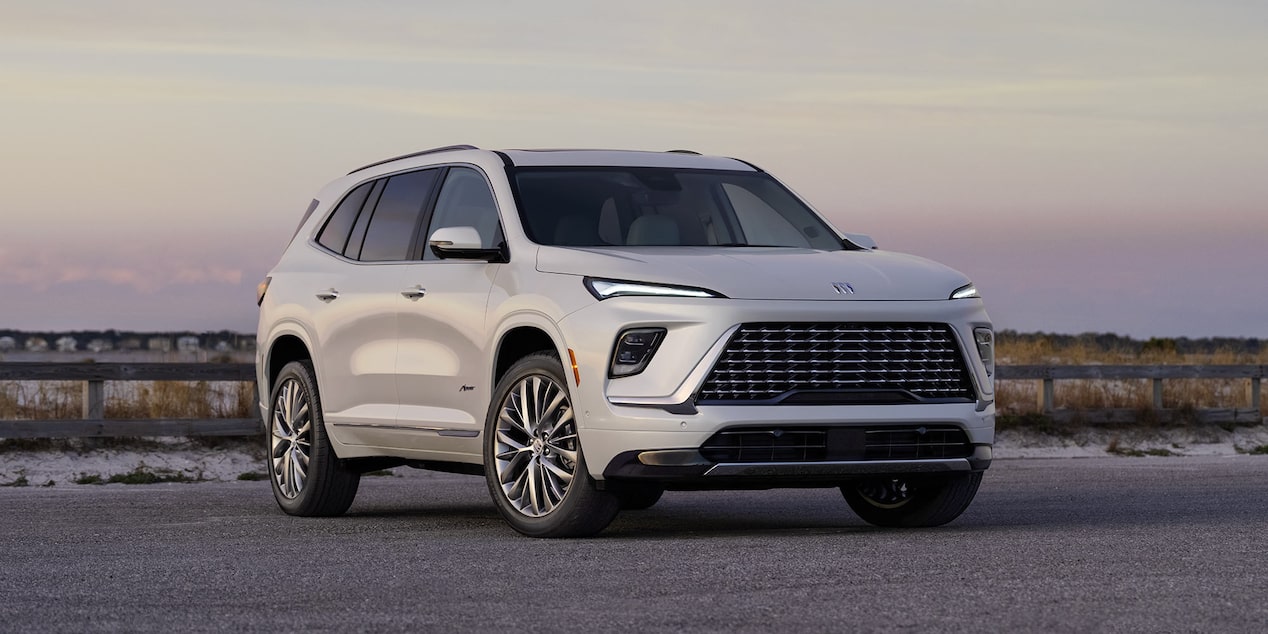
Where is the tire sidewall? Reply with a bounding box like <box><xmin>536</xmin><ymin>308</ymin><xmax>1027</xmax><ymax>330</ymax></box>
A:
<box><xmin>842</xmin><ymin>472</ymin><xmax>983</xmax><ymax>528</ymax></box>
<box><xmin>483</xmin><ymin>353</ymin><xmax>617</xmax><ymax>537</ymax></box>
<box><xmin>268</xmin><ymin>360</ymin><xmax>353</xmax><ymax>515</ymax></box>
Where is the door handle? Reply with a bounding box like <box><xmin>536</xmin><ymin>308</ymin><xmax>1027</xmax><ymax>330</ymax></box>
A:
<box><xmin>401</xmin><ymin>285</ymin><xmax>426</xmax><ymax>300</ymax></box>
<box><xmin>315</xmin><ymin>288</ymin><xmax>340</xmax><ymax>302</ymax></box>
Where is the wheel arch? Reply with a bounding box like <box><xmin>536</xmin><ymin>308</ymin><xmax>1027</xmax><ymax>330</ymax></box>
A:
<box><xmin>491</xmin><ymin>322</ymin><xmax>565</xmax><ymax>389</ymax></box>
<box><xmin>260</xmin><ymin>324</ymin><xmax>317</xmax><ymax>415</ymax></box>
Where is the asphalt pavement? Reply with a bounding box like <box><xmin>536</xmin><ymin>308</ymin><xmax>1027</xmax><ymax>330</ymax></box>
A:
<box><xmin>2</xmin><ymin>456</ymin><xmax>1266</xmax><ymax>633</ymax></box>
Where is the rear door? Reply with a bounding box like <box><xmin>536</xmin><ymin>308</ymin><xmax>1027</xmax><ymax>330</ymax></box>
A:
<box><xmin>309</xmin><ymin>169</ymin><xmax>442</xmax><ymax>445</ymax></box>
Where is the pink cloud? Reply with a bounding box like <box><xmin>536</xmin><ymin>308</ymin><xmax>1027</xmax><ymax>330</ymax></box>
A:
<box><xmin>0</xmin><ymin>246</ymin><xmax>242</xmax><ymax>293</ymax></box>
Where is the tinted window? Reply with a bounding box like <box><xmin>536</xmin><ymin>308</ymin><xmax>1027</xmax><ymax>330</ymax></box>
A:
<box><xmin>316</xmin><ymin>182</ymin><xmax>372</xmax><ymax>254</ymax></box>
<box><xmin>344</xmin><ymin>179</ymin><xmax>384</xmax><ymax>260</ymax></box>
<box><xmin>423</xmin><ymin>167</ymin><xmax>501</xmax><ymax>260</ymax></box>
<box><xmin>513</xmin><ymin>168</ymin><xmax>842</xmax><ymax>250</ymax></box>
<box><xmin>360</xmin><ymin>169</ymin><xmax>440</xmax><ymax>262</ymax></box>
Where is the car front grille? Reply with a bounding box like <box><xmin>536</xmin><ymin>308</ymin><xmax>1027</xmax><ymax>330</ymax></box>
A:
<box><xmin>698</xmin><ymin>425</ymin><xmax>973</xmax><ymax>463</ymax></box>
<box><xmin>696</xmin><ymin>322</ymin><xmax>975</xmax><ymax>403</ymax></box>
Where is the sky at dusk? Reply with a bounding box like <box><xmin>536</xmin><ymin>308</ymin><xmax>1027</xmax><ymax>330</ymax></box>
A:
<box><xmin>2</xmin><ymin>0</ymin><xmax>1265</xmax><ymax>338</ymax></box>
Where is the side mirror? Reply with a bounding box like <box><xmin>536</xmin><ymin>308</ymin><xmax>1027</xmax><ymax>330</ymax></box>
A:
<box><xmin>843</xmin><ymin>233</ymin><xmax>878</xmax><ymax>250</ymax></box>
<box><xmin>428</xmin><ymin>226</ymin><xmax>504</xmax><ymax>262</ymax></box>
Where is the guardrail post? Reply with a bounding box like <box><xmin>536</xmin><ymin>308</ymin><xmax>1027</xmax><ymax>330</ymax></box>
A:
<box><xmin>1252</xmin><ymin>377</ymin><xmax>1261</xmax><ymax>411</ymax></box>
<box><xmin>248</xmin><ymin>393</ymin><xmax>261</xmax><ymax>423</ymax></box>
<box><xmin>82</xmin><ymin>380</ymin><xmax>104</xmax><ymax>420</ymax></box>
<box><xmin>1040</xmin><ymin>378</ymin><xmax>1054</xmax><ymax>414</ymax></box>
<box><xmin>1152</xmin><ymin>378</ymin><xmax>1164</xmax><ymax>409</ymax></box>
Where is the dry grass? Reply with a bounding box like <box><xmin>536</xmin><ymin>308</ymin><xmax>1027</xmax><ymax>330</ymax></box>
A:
<box><xmin>0</xmin><ymin>381</ymin><xmax>254</xmax><ymax>420</ymax></box>
<box><xmin>0</xmin><ymin>381</ymin><xmax>82</xmax><ymax>420</ymax></box>
<box><xmin>996</xmin><ymin>336</ymin><xmax>1267</xmax><ymax>415</ymax></box>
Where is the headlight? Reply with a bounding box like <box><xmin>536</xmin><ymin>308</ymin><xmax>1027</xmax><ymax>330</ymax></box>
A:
<box><xmin>973</xmin><ymin>327</ymin><xmax>994</xmax><ymax>376</ymax></box>
<box><xmin>584</xmin><ymin>277</ymin><xmax>726</xmax><ymax>300</ymax></box>
<box><xmin>609</xmin><ymin>328</ymin><xmax>666</xmax><ymax>377</ymax></box>
<box><xmin>950</xmin><ymin>283</ymin><xmax>979</xmax><ymax>299</ymax></box>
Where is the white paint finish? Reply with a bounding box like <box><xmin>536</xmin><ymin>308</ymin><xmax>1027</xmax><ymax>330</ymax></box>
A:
<box><xmin>258</xmin><ymin>147</ymin><xmax>995</xmax><ymax>478</ymax></box>
<box><xmin>394</xmin><ymin>260</ymin><xmax>499</xmax><ymax>444</ymax></box>
<box><xmin>536</xmin><ymin>246</ymin><xmax>969</xmax><ymax>301</ymax></box>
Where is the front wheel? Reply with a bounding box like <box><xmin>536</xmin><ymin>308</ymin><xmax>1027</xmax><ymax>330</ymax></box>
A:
<box><xmin>483</xmin><ymin>353</ymin><xmax>619</xmax><ymax>538</ymax></box>
<box><xmin>841</xmin><ymin>472</ymin><xmax>982</xmax><ymax>527</ymax></box>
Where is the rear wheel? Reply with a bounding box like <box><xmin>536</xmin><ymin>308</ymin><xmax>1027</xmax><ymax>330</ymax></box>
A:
<box><xmin>268</xmin><ymin>361</ymin><xmax>360</xmax><ymax>516</ymax></box>
<box><xmin>841</xmin><ymin>472</ymin><xmax>982</xmax><ymax>527</ymax></box>
<box><xmin>484</xmin><ymin>353</ymin><xmax>619</xmax><ymax>538</ymax></box>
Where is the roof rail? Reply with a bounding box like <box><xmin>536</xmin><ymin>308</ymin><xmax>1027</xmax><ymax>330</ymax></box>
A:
<box><xmin>347</xmin><ymin>145</ymin><xmax>480</xmax><ymax>175</ymax></box>
<box><xmin>665</xmin><ymin>149</ymin><xmax>701</xmax><ymax>155</ymax></box>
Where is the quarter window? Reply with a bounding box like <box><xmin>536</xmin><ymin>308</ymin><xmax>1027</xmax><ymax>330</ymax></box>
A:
<box><xmin>316</xmin><ymin>182</ymin><xmax>373</xmax><ymax>254</ymax></box>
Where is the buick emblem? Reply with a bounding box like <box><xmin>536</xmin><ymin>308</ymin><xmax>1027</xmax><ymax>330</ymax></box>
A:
<box><xmin>832</xmin><ymin>282</ymin><xmax>855</xmax><ymax>294</ymax></box>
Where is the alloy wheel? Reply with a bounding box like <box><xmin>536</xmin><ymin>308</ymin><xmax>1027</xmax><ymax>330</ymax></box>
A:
<box><xmin>493</xmin><ymin>374</ymin><xmax>578</xmax><ymax>517</ymax></box>
<box><xmin>270</xmin><ymin>378</ymin><xmax>312</xmax><ymax>499</ymax></box>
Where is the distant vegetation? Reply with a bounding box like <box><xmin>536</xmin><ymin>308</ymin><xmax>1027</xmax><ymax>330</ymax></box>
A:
<box><xmin>997</xmin><ymin>330</ymin><xmax>1264</xmax><ymax>364</ymax></box>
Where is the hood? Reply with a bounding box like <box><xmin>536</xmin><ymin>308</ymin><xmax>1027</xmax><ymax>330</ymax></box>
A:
<box><xmin>535</xmin><ymin>246</ymin><xmax>970</xmax><ymax>301</ymax></box>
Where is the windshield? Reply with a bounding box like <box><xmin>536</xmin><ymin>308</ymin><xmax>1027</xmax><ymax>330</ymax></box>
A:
<box><xmin>513</xmin><ymin>168</ymin><xmax>845</xmax><ymax>249</ymax></box>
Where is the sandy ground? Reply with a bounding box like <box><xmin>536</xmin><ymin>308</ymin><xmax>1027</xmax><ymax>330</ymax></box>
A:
<box><xmin>0</xmin><ymin>438</ymin><xmax>267</xmax><ymax>486</ymax></box>
<box><xmin>3</xmin><ymin>425</ymin><xmax>1268</xmax><ymax>486</ymax></box>
<box><xmin>994</xmin><ymin>424</ymin><xmax>1268</xmax><ymax>459</ymax></box>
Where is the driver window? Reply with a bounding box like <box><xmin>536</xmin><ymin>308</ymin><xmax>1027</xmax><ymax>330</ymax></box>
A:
<box><xmin>424</xmin><ymin>167</ymin><xmax>502</xmax><ymax>260</ymax></box>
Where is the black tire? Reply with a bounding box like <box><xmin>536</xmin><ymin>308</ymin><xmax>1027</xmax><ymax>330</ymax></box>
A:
<box><xmin>841</xmin><ymin>472</ymin><xmax>982</xmax><ymax>528</ymax></box>
<box><xmin>483</xmin><ymin>352</ymin><xmax>619</xmax><ymax>538</ymax></box>
<box><xmin>612</xmin><ymin>483</ymin><xmax>665</xmax><ymax>511</ymax></box>
<box><xmin>267</xmin><ymin>360</ymin><xmax>360</xmax><ymax>517</ymax></box>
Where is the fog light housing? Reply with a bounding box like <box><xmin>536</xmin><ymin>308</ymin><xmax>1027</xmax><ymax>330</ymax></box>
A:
<box><xmin>610</xmin><ymin>328</ymin><xmax>666</xmax><ymax>377</ymax></box>
<box><xmin>973</xmin><ymin>327</ymin><xmax>994</xmax><ymax>376</ymax></box>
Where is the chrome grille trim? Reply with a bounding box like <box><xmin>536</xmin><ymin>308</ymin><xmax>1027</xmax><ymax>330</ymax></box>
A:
<box><xmin>697</xmin><ymin>322</ymin><xmax>975</xmax><ymax>402</ymax></box>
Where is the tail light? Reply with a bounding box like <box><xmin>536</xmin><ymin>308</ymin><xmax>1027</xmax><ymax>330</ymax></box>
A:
<box><xmin>256</xmin><ymin>277</ymin><xmax>272</xmax><ymax>306</ymax></box>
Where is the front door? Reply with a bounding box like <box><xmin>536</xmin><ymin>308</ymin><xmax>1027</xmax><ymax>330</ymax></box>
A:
<box><xmin>394</xmin><ymin>166</ymin><xmax>504</xmax><ymax>458</ymax></box>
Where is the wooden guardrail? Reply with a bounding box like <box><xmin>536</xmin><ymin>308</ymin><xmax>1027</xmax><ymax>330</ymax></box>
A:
<box><xmin>0</xmin><ymin>362</ymin><xmax>1264</xmax><ymax>438</ymax></box>
<box><xmin>997</xmin><ymin>364</ymin><xmax>1264</xmax><ymax>424</ymax></box>
<box><xmin>0</xmin><ymin>362</ymin><xmax>258</xmax><ymax>439</ymax></box>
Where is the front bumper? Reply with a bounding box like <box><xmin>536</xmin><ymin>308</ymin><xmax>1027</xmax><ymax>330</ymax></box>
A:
<box><xmin>602</xmin><ymin>444</ymin><xmax>992</xmax><ymax>489</ymax></box>
<box><xmin>577</xmin><ymin>401</ymin><xmax>995</xmax><ymax>484</ymax></box>
<box><xmin>557</xmin><ymin>295</ymin><xmax>995</xmax><ymax>482</ymax></box>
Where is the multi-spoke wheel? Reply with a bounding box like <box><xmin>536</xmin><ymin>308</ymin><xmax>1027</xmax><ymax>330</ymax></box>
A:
<box><xmin>841</xmin><ymin>472</ymin><xmax>983</xmax><ymax>527</ymax></box>
<box><xmin>484</xmin><ymin>353</ymin><xmax>619</xmax><ymax>537</ymax></box>
<box><xmin>494</xmin><ymin>374</ymin><xmax>579</xmax><ymax>517</ymax></box>
<box><xmin>267</xmin><ymin>361</ymin><xmax>359</xmax><ymax>517</ymax></box>
<box><xmin>270</xmin><ymin>377</ymin><xmax>312</xmax><ymax>499</ymax></box>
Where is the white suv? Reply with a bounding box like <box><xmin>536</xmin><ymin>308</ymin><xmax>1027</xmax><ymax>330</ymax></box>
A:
<box><xmin>256</xmin><ymin>145</ymin><xmax>995</xmax><ymax>537</ymax></box>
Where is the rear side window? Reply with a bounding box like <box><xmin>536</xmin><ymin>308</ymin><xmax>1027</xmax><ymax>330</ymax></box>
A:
<box><xmin>343</xmin><ymin>180</ymin><xmax>384</xmax><ymax>260</ymax></box>
<box><xmin>360</xmin><ymin>169</ymin><xmax>441</xmax><ymax>262</ymax></box>
<box><xmin>316</xmin><ymin>182</ymin><xmax>373</xmax><ymax>254</ymax></box>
